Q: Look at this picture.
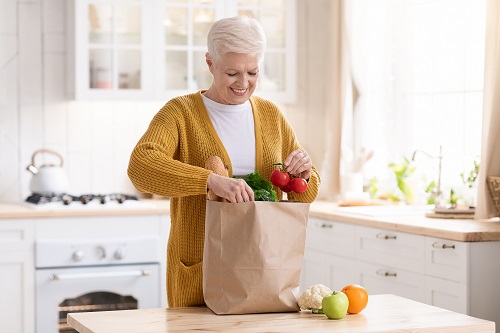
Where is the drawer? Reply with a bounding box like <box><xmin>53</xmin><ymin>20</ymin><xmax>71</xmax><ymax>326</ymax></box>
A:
<box><xmin>301</xmin><ymin>249</ymin><xmax>358</xmax><ymax>292</ymax></box>
<box><xmin>356</xmin><ymin>226</ymin><xmax>425</xmax><ymax>272</ymax></box>
<box><xmin>357</xmin><ymin>261</ymin><xmax>426</xmax><ymax>303</ymax></box>
<box><xmin>425</xmin><ymin>276</ymin><xmax>468</xmax><ymax>314</ymax></box>
<box><xmin>305</xmin><ymin>218</ymin><xmax>355</xmax><ymax>258</ymax></box>
<box><xmin>425</xmin><ymin>237</ymin><xmax>468</xmax><ymax>283</ymax></box>
<box><xmin>0</xmin><ymin>220</ymin><xmax>34</xmax><ymax>251</ymax></box>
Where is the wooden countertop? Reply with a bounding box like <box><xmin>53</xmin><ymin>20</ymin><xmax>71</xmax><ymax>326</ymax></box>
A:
<box><xmin>0</xmin><ymin>199</ymin><xmax>170</xmax><ymax>219</ymax></box>
<box><xmin>67</xmin><ymin>294</ymin><xmax>494</xmax><ymax>333</ymax></box>
<box><xmin>2</xmin><ymin>198</ymin><xmax>500</xmax><ymax>242</ymax></box>
<box><xmin>309</xmin><ymin>200</ymin><xmax>500</xmax><ymax>242</ymax></box>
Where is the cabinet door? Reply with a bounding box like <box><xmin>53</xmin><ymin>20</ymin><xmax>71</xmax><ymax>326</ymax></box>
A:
<box><xmin>157</xmin><ymin>0</ymin><xmax>222</xmax><ymax>99</ymax></box>
<box><xmin>71</xmin><ymin>0</ymin><xmax>297</xmax><ymax>102</ymax></box>
<box><xmin>0</xmin><ymin>221</ymin><xmax>35</xmax><ymax>333</ymax></box>
<box><xmin>301</xmin><ymin>250</ymin><xmax>329</xmax><ymax>290</ymax></box>
<box><xmin>306</xmin><ymin>218</ymin><xmax>355</xmax><ymax>258</ymax></box>
<box><xmin>301</xmin><ymin>250</ymin><xmax>357</xmax><ymax>291</ymax></box>
<box><xmin>425</xmin><ymin>237</ymin><xmax>468</xmax><ymax>283</ymax></box>
<box><xmin>425</xmin><ymin>276</ymin><xmax>468</xmax><ymax>314</ymax></box>
<box><xmin>74</xmin><ymin>0</ymin><xmax>154</xmax><ymax>100</ymax></box>
<box><xmin>356</xmin><ymin>225</ymin><xmax>425</xmax><ymax>273</ymax></box>
<box><xmin>231</xmin><ymin>0</ymin><xmax>297</xmax><ymax>103</ymax></box>
<box><xmin>356</xmin><ymin>261</ymin><xmax>426</xmax><ymax>303</ymax></box>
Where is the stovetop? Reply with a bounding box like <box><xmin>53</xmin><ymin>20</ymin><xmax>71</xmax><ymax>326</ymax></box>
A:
<box><xmin>26</xmin><ymin>193</ymin><xmax>139</xmax><ymax>206</ymax></box>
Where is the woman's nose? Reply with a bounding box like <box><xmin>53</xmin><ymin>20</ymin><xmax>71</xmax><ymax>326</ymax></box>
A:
<box><xmin>236</xmin><ymin>74</ymin><xmax>250</xmax><ymax>85</ymax></box>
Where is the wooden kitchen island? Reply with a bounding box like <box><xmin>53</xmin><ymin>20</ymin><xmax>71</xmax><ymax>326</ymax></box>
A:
<box><xmin>67</xmin><ymin>294</ymin><xmax>494</xmax><ymax>333</ymax></box>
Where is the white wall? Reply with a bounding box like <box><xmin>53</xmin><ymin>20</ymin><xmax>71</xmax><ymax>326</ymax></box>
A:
<box><xmin>0</xmin><ymin>0</ymin><xmax>334</xmax><ymax>203</ymax></box>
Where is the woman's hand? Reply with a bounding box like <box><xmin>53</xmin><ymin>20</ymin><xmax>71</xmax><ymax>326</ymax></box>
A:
<box><xmin>284</xmin><ymin>149</ymin><xmax>312</xmax><ymax>180</ymax></box>
<box><xmin>207</xmin><ymin>173</ymin><xmax>255</xmax><ymax>203</ymax></box>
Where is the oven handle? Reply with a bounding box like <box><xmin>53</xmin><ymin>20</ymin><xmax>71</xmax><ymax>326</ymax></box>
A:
<box><xmin>49</xmin><ymin>270</ymin><xmax>151</xmax><ymax>281</ymax></box>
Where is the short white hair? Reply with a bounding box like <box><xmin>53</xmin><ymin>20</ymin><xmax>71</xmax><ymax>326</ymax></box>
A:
<box><xmin>207</xmin><ymin>16</ymin><xmax>267</xmax><ymax>63</ymax></box>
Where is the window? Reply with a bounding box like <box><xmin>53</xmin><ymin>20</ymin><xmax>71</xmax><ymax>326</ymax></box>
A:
<box><xmin>347</xmin><ymin>0</ymin><xmax>486</xmax><ymax>204</ymax></box>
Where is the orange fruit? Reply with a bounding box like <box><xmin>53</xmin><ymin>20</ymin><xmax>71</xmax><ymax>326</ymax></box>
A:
<box><xmin>341</xmin><ymin>284</ymin><xmax>368</xmax><ymax>314</ymax></box>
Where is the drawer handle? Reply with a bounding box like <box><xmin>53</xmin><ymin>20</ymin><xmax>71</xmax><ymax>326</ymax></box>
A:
<box><xmin>376</xmin><ymin>233</ymin><xmax>397</xmax><ymax>240</ymax></box>
<box><xmin>376</xmin><ymin>269</ymin><xmax>397</xmax><ymax>277</ymax></box>
<box><xmin>315</xmin><ymin>222</ymin><xmax>333</xmax><ymax>229</ymax></box>
<box><xmin>432</xmin><ymin>242</ymin><xmax>455</xmax><ymax>249</ymax></box>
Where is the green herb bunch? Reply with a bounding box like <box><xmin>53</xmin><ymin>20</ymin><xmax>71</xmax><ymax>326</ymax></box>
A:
<box><xmin>240</xmin><ymin>171</ymin><xmax>278</xmax><ymax>202</ymax></box>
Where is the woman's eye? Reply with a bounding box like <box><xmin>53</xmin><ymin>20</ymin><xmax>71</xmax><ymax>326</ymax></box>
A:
<box><xmin>227</xmin><ymin>73</ymin><xmax>237</xmax><ymax>77</ymax></box>
<box><xmin>248</xmin><ymin>72</ymin><xmax>257</xmax><ymax>76</ymax></box>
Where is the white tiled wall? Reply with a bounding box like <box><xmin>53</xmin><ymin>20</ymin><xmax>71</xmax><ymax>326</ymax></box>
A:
<box><xmin>0</xmin><ymin>0</ymin><xmax>165</xmax><ymax>202</ymax></box>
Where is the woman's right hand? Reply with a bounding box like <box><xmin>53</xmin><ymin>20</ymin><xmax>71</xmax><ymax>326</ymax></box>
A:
<box><xmin>207</xmin><ymin>173</ymin><xmax>254</xmax><ymax>203</ymax></box>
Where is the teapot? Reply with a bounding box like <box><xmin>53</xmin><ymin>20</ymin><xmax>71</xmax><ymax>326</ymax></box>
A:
<box><xmin>26</xmin><ymin>149</ymin><xmax>69</xmax><ymax>195</ymax></box>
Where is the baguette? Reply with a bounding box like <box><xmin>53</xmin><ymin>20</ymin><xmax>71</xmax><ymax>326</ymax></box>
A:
<box><xmin>205</xmin><ymin>156</ymin><xmax>229</xmax><ymax>201</ymax></box>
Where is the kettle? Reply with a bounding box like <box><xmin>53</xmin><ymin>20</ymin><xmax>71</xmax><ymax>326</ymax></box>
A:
<box><xmin>26</xmin><ymin>149</ymin><xmax>69</xmax><ymax>195</ymax></box>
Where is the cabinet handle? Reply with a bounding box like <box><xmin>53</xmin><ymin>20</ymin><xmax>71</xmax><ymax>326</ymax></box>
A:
<box><xmin>376</xmin><ymin>269</ymin><xmax>397</xmax><ymax>277</ymax></box>
<box><xmin>376</xmin><ymin>233</ymin><xmax>397</xmax><ymax>240</ymax></box>
<box><xmin>432</xmin><ymin>242</ymin><xmax>455</xmax><ymax>249</ymax></box>
<box><xmin>315</xmin><ymin>222</ymin><xmax>333</xmax><ymax>229</ymax></box>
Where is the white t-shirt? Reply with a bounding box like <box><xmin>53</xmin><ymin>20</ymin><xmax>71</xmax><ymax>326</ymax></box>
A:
<box><xmin>201</xmin><ymin>95</ymin><xmax>256</xmax><ymax>177</ymax></box>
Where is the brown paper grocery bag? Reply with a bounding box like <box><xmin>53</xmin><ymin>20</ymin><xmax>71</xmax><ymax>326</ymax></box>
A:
<box><xmin>203</xmin><ymin>200</ymin><xmax>310</xmax><ymax>314</ymax></box>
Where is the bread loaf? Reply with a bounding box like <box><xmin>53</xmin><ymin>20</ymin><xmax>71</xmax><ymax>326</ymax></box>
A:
<box><xmin>205</xmin><ymin>156</ymin><xmax>228</xmax><ymax>201</ymax></box>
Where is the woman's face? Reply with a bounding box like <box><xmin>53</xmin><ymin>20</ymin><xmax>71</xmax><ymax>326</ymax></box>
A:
<box><xmin>205</xmin><ymin>52</ymin><xmax>259</xmax><ymax>105</ymax></box>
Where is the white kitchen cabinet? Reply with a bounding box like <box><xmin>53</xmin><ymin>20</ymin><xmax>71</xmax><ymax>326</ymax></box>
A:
<box><xmin>300</xmin><ymin>218</ymin><xmax>357</xmax><ymax>290</ymax></box>
<box><xmin>425</xmin><ymin>275</ymin><xmax>468</xmax><ymax>314</ymax></box>
<box><xmin>356</xmin><ymin>261</ymin><xmax>426</xmax><ymax>303</ymax></box>
<box><xmin>302</xmin><ymin>217</ymin><xmax>500</xmax><ymax>329</ymax></box>
<box><xmin>356</xmin><ymin>225</ymin><xmax>425</xmax><ymax>273</ymax></box>
<box><xmin>425</xmin><ymin>237</ymin><xmax>468</xmax><ymax>283</ymax></box>
<box><xmin>68</xmin><ymin>0</ymin><xmax>297</xmax><ymax>103</ymax></box>
<box><xmin>301</xmin><ymin>250</ymin><xmax>357</xmax><ymax>291</ymax></box>
<box><xmin>0</xmin><ymin>220</ymin><xmax>35</xmax><ymax>333</ymax></box>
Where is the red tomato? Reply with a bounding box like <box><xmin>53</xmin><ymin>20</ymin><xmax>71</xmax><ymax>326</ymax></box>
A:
<box><xmin>280</xmin><ymin>183</ymin><xmax>293</xmax><ymax>193</ymax></box>
<box><xmin>288</xmin><ymin>178</ymin><xmax>308</xmax><ymax>194</ymax></box>
<box><xmin>270</xmin><ymin>169</ymin><xmax>290</xmax><ymax>187</ymax></box>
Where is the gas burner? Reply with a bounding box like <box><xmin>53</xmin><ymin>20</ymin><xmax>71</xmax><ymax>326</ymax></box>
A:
<box><xmin>26</xmin><ymin>193</ymin><xmax>139</xmax><ymax>205</ymax></box>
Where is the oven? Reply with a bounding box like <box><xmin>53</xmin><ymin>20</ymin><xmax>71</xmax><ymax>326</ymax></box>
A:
<box><xmin>35</xmin><ymin>236</ymin><xmax>161</xmax><ymax>333</ymax></box>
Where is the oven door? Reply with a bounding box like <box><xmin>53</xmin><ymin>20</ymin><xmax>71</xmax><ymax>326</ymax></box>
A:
<box><xmin>35</xmin><ymin>264</ymin><xmax>160</xmax><ymax>333</ymax></box>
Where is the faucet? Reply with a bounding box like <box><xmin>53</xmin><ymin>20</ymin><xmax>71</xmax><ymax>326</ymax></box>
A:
<box><xmin>411</xmin><ymin>145</ymin><xmax>443</xmax><ymax>206</ymax></box>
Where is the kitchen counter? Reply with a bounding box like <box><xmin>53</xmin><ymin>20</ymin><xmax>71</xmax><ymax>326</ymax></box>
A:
<box><xmin>68</xmin><ymin>294</ymin><xmax>494</xmax><ymax>333</ymax></box>
<box><xmin>310</xmin><ymin>200</ymin><xmax>500</xmax><ymax>242</ymax></box>
<box><xmin>0</xmin><ymin>199</ymin><xmax>170</xmax><ymax>218</ymax></box>
<box><xmin>2</xmin><ymin>199</ymin><xmax>500</xmax><ymax>242</ymax></box>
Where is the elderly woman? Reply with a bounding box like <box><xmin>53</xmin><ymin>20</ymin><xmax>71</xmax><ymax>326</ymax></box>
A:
<box><xmin>128</xmin><ymin>16</ymin><xmax>320</xmax><ymax>307</ymax></box>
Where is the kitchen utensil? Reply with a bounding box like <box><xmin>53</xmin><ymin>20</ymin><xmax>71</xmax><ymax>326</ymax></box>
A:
<box><xmin>26</xmin><ymin>149</ymin><xmax>69</xmax><ymax>195</ymax></box>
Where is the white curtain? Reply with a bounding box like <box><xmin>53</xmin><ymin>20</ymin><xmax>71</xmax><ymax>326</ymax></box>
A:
<box><xmin>475</xmin><ymin>0</ymin><xmax>500</xmax><ymax>219</ymax></box>
<box><xmin>317</xmin><ymin>0</ymin><xmax>351</xmax><ymax>200</ymax></box>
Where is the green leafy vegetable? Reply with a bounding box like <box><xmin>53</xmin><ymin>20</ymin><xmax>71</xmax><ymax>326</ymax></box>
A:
<box><xmin>241</xmin><ymin>171</ymin><xmax>279</xmax><ymax>202</ymax></box>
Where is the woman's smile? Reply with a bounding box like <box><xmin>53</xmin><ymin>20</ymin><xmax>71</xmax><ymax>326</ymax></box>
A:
<box><xmin>204</xmin><ymin>52</ymin><xmax>259</xmax><ymax>105</ymax></box>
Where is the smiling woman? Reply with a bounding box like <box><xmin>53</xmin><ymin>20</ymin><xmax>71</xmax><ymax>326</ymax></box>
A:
<box><xmin>345</xmin><ymin>0</ymin><xmax>487</xmax><ymax>204</ymax></box>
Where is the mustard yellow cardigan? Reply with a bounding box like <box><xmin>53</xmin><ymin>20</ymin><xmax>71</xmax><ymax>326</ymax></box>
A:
<box><xmin>128</xmin><ymin>91</ymin><xmax>320</xmax><ymax>307</ymax></box>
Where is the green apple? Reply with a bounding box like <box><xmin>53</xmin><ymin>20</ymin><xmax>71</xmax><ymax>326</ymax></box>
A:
<box><xmin>322</xmin><ymin>291</ymin><xmax>349</xmax><ymax>320</ymax></box>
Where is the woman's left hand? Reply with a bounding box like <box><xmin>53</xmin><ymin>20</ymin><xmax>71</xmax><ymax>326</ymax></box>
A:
<box><xmin>284</xmin><ymin>149</ymin><xmax>312</xmax><ymax>180</ymax></box>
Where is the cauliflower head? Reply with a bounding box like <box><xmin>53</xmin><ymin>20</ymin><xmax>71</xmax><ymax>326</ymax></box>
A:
<box><xmin>297</xmin><ymin>284</ymin><xmax>333</xmax><ymax>313</ymax></box>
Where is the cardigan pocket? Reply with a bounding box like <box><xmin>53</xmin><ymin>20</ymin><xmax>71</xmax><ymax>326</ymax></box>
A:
<box><xmin>173</xmin><ymin>259</ymin><xmax>204</xmax><ymax>307</ymax></box>
<box><xmin>179</xmin><ymin>259</ymin><xmax>203</xmax><ymax>269</ymax></box>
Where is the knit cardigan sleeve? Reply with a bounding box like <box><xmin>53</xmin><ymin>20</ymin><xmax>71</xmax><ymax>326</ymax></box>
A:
<box><xmin>127</xmin><ymin>96</ymin><xmax>213</xmax><ymax>198</ymax></box>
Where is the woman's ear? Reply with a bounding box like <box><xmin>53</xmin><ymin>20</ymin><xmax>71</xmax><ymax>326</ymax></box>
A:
<box><xmin>206</xmin><ymin>52</ymin><xmax>213</xmax><ymax>71</ymax></box>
